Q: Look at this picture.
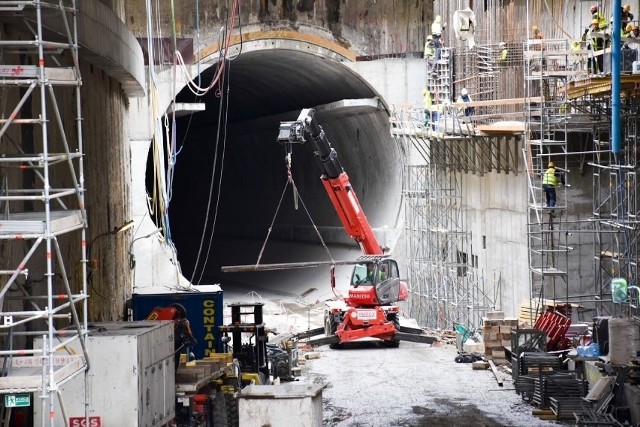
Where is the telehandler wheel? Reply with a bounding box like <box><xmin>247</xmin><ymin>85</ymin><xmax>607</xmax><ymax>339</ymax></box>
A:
<box><xmin>383</xmin><ymin>314</ymin><xmax>401</xmax><ymax>348</ymax></box>
<box><xmin>325</xmin><ymin>314</ymin><xmax>343</xmax><ymax>349</ymax></box>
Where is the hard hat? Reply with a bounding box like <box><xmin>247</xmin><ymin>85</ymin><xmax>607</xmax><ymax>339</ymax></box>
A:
<box><xmin>499</xmin><ymin>42</ymin><xmax>506</xmax><ymax>47</ymax></box>
<box><xmin>461</xmin><ymin>88</ymin><xmax>468</xmax><ymax>96</ymax></box>
<box><xmin>626</xmin><ymin>24</ymin><xmax>633</xmax><ymax>31</ymax></box>
<box><xmin>548</xmin><ymin>161</ymin><xmax>555</xmax><ymax>168</ymax></box>
<box><xmin>624</xmin><ymin>4</ymin><xmax>631</xmax><ymax>12</ymax></box>
<box><xmin>435</xmin><ymin>15</ymin><xmax>441</xmax><ymax>22</ymax></box>
<box><xmin>532</xmin><ymin>25</ymin><xmax>538</xmax><ymax>32</ymax></box>
<box><xmin>592</xmin><ymin>18</ymin><xmax>599</xmax><ymax>25</ymax></box>
<box><xmin>427</xmin><ymin>35</ymin><xmax>433</xmax><ymax>40</ymax></box>
<box><xmin>591</xmin><ymin>5</ymin><xmax>598</xmax><ymax>12</ymax></box>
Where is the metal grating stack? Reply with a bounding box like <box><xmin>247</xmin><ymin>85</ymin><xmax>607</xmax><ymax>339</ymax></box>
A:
<box><xmin>575</xmin><ymin>412</ymin><xmax>624</xmax><ymax>427</ymax></box>
<box><xmin>532</xmin><ymin>373</ymin><xmax>588</xmax><ymax>409</ymax></box>
<box><xmin>515</xmin><ymin>375</ymin><xmax>537</xmax><ymax>402</ymax></box>
<box><xmin>520</xmin><ymin>351</ymin><xmax>563</xmax><ymax>374</ymax></box>
<box><xmin>550</xmin><ymin>397</ymin><xmax>591</xmax><ymax>419</ymax></box>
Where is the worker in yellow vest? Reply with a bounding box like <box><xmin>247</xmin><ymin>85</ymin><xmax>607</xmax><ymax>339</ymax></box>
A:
<box><xmin>542</xmin><ymin>161</ymin><xmax>565</xmax><ymax>217</ymax></box>
<box><xmin>422</xmin><ymin>88</ymin><xmax>433</xmax><ymax>126</ymax></box>
<box><xmin>499</xmin><ymin>42</ymin><xmax>508</xmax><ymax>63</ymax></box>
<box><xmin>590</xmin><ymin>5</ymin><xmax>608</xmax><ymax>31</ymax></box>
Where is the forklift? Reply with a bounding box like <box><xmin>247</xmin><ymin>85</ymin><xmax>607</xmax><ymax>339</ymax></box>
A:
<box><xmin>219</xmin><ymin>302</ymin><xmax>271</xmax><ymax>386</ymax></box>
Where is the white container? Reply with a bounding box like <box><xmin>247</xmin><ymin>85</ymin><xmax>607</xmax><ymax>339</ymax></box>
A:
<box><xmin>238</xmin><ymin>383</ymin><xmax>326</xmax><ymax>427</ymax></box>
<box><xmin>633</xmin><ymin>60</ymin><xmax>640</xmax><ymax>75</ymax></box>
<box><xmin>34</xmin><ymin>321</ymin><xmax>175</xmax><ymax>427</ymax></box>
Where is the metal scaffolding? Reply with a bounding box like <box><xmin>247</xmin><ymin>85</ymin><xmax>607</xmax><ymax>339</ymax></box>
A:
<box><xmin>391</xmin><ymin>104</ymin><xmax>497</xmax><ymax>331</ymax></box>
<box><xmin>522</xmin><ymin>39</ymin><xmax>573</xmax><ymax>322</ymax></box>
<box><xmin>588</xmin><ymin>91</ymin><xmax>640</xmax><ymax>317</ymax></box>
<box><xmin>0</xmin><ymin>1</ymin><xmax>88</xmax><ymax>425</ymax></box>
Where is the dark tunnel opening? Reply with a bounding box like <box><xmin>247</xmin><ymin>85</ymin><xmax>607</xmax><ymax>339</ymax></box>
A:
<box><xmin>146</xmin><ymin>49</ymin><xmax>405</xmax><ymax>299</ymax></box>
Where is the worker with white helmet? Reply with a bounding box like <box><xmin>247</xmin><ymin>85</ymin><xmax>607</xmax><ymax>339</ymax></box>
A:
<box><xmin>499</xmin><ymin>42</ymin><xmax>508</xmax><ymax>63</ymax></box>
<box><xmin>456</xmin><ymin>88</ymin><xmax>474</xmax><ymax>117</ymax></box>
<box><xmin>424</xmin><ymin>35</ymin><xmax>435</xmax><ymax>59</ymax></box>
<box><xmin>431</xmin><ymin>14</ymin><xmax>446</xmax><ymax>54</ymax></box>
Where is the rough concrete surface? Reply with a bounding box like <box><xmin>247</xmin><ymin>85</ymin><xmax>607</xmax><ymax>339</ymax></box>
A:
<box><xmin>238</xmin><ymin>298</ymin><xmax>564</xmax><ymax>427</ymax></box>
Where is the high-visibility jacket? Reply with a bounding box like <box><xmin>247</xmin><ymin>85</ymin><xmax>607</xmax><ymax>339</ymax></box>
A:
<box><xmin>543</xmin><ymin>167</ymin><xmax>559</xmax><ymax>187</ymax></box>
<box><xmin>500</xmin><ymin>48</ymin><xmax>508</xmax><ymax>62</ymax></box>
<box><xmin>424</xmin><ymin>42</ymin><xmax>435</xmax><ymax>58</ymax></box>
<box><xmin>422</xmin><ymin>89</ymin><xmax>432</xmax><ymax>110</ymax></box>
<box><xmin>593</xmin><ymin>12</ymin><xmax>608</xmax><ymax>30</ymax></box>
<box><xmin>587</xmin><ymin>29</ymin><xmax>604</xmax><ymax>50</ymax></box>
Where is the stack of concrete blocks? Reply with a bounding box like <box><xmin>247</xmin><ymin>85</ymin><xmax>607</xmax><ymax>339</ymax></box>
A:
<box><xmin>482</xmin><ymin>311</ymin><xmax>519</xmax><ymax>365</ymax></box>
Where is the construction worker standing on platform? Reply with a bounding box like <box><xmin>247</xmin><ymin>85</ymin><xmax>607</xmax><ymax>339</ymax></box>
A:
<box><xmin>584</xmin><ymin>19</ymin><xmax>604</xmax><ymax>73</ymax></box>
<box><xmin>532</xmin><ymin>25</ymin><xmax>544</xmax><ymax>40</ymax></box>
<box><xmin>621</xmin><ymin>4</ymin><xmax>634</xmax><ymax>31</ymax></box>
<box><xmin>424</xmin><ymin>35</ymin><xmax>436</xmax><ymax>73</ymax></box>
<box><xmin>591</xmin><ymin>5</ymin><xmax>608</xmax><ymax>31</ymax></box>
<box><xmin>570</xmin><ymin>40</ymin><xmax>584</xmax><ymax>70</ymax></box>
<box><xmin>422</xmin><ymin>88</ymin><xmax>433</xmax><ymax>127</ymax></box>
<box><xmin>431</xmin><ymin>15</ymin><xmax>446</xmax><ymax>59</ymax></box>
<box><xmin>456</xmin><ymin>88</ymin><xmax>474</xmax><ymax>117</ymax></box>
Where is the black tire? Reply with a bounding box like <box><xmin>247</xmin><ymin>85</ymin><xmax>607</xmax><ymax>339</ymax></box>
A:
<box><xmin>383</xmin><ymin>314</ymin><xmax>401</xmax><ymax>348</ymax></box>
<box><xmin>325</xmin><ymin>313</ymin><xmax>343</xmax><ymax>349</ymax></box>
<box><xmin>224</xmin><ymin>393</ymin><xmax>239</xmax><ymax>427</ymax></box>
<box><xmin>211</xmin><ymin>390</ymin><xmax>228</xmax><ymax>427</ymax></box>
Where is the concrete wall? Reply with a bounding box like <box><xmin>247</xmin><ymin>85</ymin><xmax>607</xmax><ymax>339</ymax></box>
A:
<box><xmin>123</xmin><ymin>0</ymin><xmax>432</xmax><ymax>57</ymax></box>
<box><xmin>82</xmin><ymin>64</ymin><xmax>133</xmax><ymax>321</ymax></box>
<box><xmin>462</xmin><ymin>167</ymin><xmax>529</xmax><ymax>318</ymax></box>
<box><xmin>346</xmin><ymin>59</ymin><xmax>427</xmax><ymax>108</ymax></box>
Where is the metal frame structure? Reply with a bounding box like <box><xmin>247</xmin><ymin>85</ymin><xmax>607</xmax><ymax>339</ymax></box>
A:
<box><xmin>391</xmin><ymin>70</ymin><xmax>501</xmax><ymax>332</ymax></box>
<box><xmin>0</xmin><ymin>1</ymin><xmax>88</xmax><ymax>425</ymax></box>
<box><xmin>522</xmin><ymin>39</ymin><xmax>573</xmax><ymax>323</ymax></box>
<box><xmin>588</xmin><ymin>91</ymin><xmax>640</xmax><ymax>317</ymax></box>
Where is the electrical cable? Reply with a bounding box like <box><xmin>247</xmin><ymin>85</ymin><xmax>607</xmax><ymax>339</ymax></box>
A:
<box><xmin>188</xmin><ymin>0</ymin><xmax>239</xmax><ymax>286</ymax></box>
<box><xmin>188</xmin><ymin>34</ymin><xmax>230</xmax><ymax>285</ymax></box>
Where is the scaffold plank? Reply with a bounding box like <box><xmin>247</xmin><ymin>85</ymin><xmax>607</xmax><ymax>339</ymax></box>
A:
<box><xmin>0</xmin><ymin>355</ymin><xmax>85</xmax><ymax>391</ymax></box>
<box><xmin>530</xmin><ymin>267</ymin><xmax>567</xmax><ymax>276</ymax></box>
<box><xmin>0</xmin><ymin>210</ymin><xmax>83</xmax><ymax>235</ymax></box>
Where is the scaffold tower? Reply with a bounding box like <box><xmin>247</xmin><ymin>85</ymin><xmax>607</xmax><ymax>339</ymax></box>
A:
<box><xmin>523</xmin><ymin>38</ymin><xmax>572</xmax><ymax>321</ymax></box>
<box><xmin>391</xmin><ymin>104</ymin><xmax>494</xmax><ymax>331</ymax></box>
<box><xmin>0</xmin><ymin>1</ymin><xmax>88</xmax><ymax>425</ymax></box>
<box><xmin>589</xmin><ymin>88</ymin><xmax>640</xmax><ymax>317</ymax></box>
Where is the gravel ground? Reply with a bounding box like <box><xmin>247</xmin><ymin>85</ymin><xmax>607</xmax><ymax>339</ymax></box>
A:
<box><xmin>298</xmin><ymin>341</ymin><xmax>564</xmax><ymax>427</ymax></box>
<box><xmin>223</xmin><ymin>294</ymin><xmax>566</xmax><ymax>427</ymax></box>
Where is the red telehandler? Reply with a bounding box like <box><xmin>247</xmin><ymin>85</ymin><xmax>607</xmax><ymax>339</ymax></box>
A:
<box><xmin>277</xmin><ymin>108</ymin><xmax>435</xmax><ymax>348</ymax></box>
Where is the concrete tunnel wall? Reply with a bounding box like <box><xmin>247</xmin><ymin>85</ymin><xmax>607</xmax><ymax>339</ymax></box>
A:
<box><xmin>130</xmin><ymin>45</ymin><xmax>426</xmax><ymax>300</ymax></box>
<box><xmin>123</xmin><ymin>0</ymin><xmax>434</xmax><ymax>301</ymax></box>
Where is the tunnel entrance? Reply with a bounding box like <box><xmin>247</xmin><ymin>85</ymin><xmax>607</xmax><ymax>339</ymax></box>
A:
<box><xmin>146</xmin><ymin>48</ymin><xmax>404</xmax><ymax>298</ymax></box>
